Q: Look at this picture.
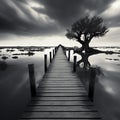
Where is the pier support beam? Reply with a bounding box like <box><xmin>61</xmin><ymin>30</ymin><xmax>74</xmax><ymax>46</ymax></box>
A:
<box><xmin>88</xmin><ymin>67</ymin><xmax>96</xmax><ymax>101</ymax></box>
<box><xmin>68</xmin><ymin>50</ymin><xmax>70</xmax><ymax>61</ymax></box>
<box><xmin>53</xmin><ymin>49</ymin><xmax>55</xmax><ymax>58</ymax></box>
<box><xmin>50</xmin><ymin>52</ymin><xmax>52</xmax><ymax>63</ymax></box>
<box><xmin>28</xmin><ymin>64</ymin><xmax>36</xmax><ymax>97</ymax></box>
<box><xmin>44</xmin><ymin>54</ymin><xmax>47</xmax><ymax>73</ymax></box>
<box><xmin>73</xmin><ymin>56</ymin><xmax>77</xmax><ymax>72</ymax></box>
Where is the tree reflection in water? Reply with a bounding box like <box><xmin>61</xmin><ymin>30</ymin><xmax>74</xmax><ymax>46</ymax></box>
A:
<box><xmin>75</xmin><ymin>48</ymin><xmax>104</xmax><ymax>70</ymax></box>
<box><xmin>74</xmin><ymin>48</ymin><xmax>112</xmax><ymax>92</ymax></box>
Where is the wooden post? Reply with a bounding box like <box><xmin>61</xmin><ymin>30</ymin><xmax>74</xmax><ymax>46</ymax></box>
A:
<box><xmin>88</xmin><ymin>67</ymin><xmax>96</xmax><ymax>101</ymax></box>
<box><xmin>54</xmin><ymin>49</ymin><xmax>55</xmax><ymax>56</ymax></box>
<box><xmin>73</xmin><ymin>56</ymin><xmax>77</xmax><ymax>72</ymax></box>
<box><xmin>28</xmin><ymin>64</ymin><xmax>36</xmax><ymax>97</ymax></box>
<box><xmin>73</xmin><ymin>49</ymin><xmax>75</xmax><ymax>54</ymax></box>
<box><xmin>44</xmin><ymin>54</ymin><xmax>47</xmax><ymax>72</ymax></box>
<box><xmin>68</xmin><ymin>50</ymin><xmax>70</xmax><ymax>61</ymax></box>
<box><xmin>50</xmin><ymin>52</ymin><xmax>52</xmax><ymax>63</ymax></box>
<box><xmin>55</xmin><ymin>47</ymin><xmax>57</xmax><ymax>54</ymax></box>
<box><xmin>53</xmin><ymin>49</ymin><xmax>55</xmax><ymax>58</ymax></box>
<box><xmin>65</xmin><ymin>50</ymin><xmax>67</xmax><ymax>57</ymax></box>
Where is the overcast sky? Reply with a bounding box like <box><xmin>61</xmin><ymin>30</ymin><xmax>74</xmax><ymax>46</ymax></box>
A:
<box><xmin>0</xmin><ymin>0</ymin><xmax>120</xmax><ymax>46</ymax></box>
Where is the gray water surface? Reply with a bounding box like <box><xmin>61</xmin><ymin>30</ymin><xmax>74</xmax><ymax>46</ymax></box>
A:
<box><xmin>66</xmin><ymin>47</ymin><xmax>120</xmax><ymax>120</ymax></box>
<box><xmin>0</xmin><ymin>47</ymin><xmax>120</xmax><ymax>120</ymax></box>
<box><xmin>0</xmin><ymin>47</ymin><xmax>54</xmax><ymax>120</ymax></box>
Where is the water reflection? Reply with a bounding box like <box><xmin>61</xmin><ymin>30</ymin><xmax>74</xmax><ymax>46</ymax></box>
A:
<box><xmin>0</xmin><ymin>46</ymin><xmax>54</xmax><ymax>120</ymax></box>
<box><xmin>73</xmin><ymin>48</ymin><xmax>120</xmax><ymax>120</ymax></box>
<box><xmin>0</xmin><ymin>61</ymin><xmax>8</xmax><ymax>70</ymax></box>
<box><xmin>75</xmin><ymin>49</ymin><xmax>104</xmax><ymax>70</ymax></box>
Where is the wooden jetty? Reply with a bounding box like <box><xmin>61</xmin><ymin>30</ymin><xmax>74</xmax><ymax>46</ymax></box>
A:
<box><xmin>19</xmin><ymin>46</ymin><xmax>102</xmax><ymax>120</ymax></box>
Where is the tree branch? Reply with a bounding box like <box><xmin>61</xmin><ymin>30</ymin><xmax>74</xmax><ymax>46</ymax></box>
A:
<box><xmin>77</xmin><ymin>37</ymin><xmax>84</xmax><ymax>44</ymax></box>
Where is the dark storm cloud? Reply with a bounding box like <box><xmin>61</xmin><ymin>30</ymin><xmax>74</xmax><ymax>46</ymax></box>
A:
<box><xmin>37</xmin><ymin>0</ymin><xmax>114</xmax><ymax>27</ymax></box>
<box><xmin>0</xmin><ymin>0</ymin><xmax>116</xmax><ymax>36</ymax></box>
<box><xmin>0</xmin><ymin>0</ymin><xmax>60</xmax><ymax>36</ymax></box>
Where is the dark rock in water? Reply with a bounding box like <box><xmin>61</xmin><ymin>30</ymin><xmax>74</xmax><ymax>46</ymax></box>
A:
<box><xmin>6</xmin><ymin>49</ymin><xmax>15</xmax><ymax>52</ymax></box>
<box><xmin>6</xmin><ymin>49</ymin><xmax>9</xmax><ymax>52</ymax></box>
<box><xmin>105</xmin><ymin>51</ymin><xmax>114</xmax><ymax>54</ymax></box>
<box><xmin>2</xmin><ymin>56</ymin><xmax>8</xmax><ymax>60</ymax></box>
<box><xmin>113</xmin><ymin>59</ymin><xmax>119</xmax><ymax>61</ymax></box>
<box><xmin>0</xmin><ymin>61</ymin><xmax>8</xmax><ymax>71</ymax></box>
<box><xmin>106</xmin><ymin>58</ymin><xmax>112</xmax><ymax>60</ymax></box>
<box><xmin>19</xmin><ymin>49</ymin><xmax>25</xmax><ymax>52</ymax></box>
<box><xmin>13</xmin><ymin>52</ymin><xmax>35</xmax><ymax>56</ymax></box>
<box><xmin>12</xmin><ymin>56</ymin><xmax>18</xmax><ymax>59</ymax></box>
<box><xmin>28</xmin><ymin>51</ymin><xmax>35</xmax><ymax>56</ymax></box>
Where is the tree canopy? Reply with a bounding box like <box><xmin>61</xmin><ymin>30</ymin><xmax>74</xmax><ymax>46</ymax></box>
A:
<box><xmin>66</xmin><ymin>16</ymin><xmax>108</xmax><ymax>51</ymax></box>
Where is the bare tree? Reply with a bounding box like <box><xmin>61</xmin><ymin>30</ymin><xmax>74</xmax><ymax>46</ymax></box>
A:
<box><xmin>66</xmin><ymin>16</ymin><xmax>108</xmax><ymax>52</ymax></box>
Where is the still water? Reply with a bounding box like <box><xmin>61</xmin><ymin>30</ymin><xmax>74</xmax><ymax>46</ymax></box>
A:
<box><xmin>0</xmin><ymin>47</ymin><xmax>120</xmax><ymax>120</ymax></box>
<box><xmin>0</xmin><ymin>47</ymin><xmax>54</xmax><ymax>120</ymax></box>
<box><xmin>67</xmin><ymin>47</ymin><xmax>120</xmax><ymax>120</ymax></box>
<box><xmin>90</xmin><ymin>52</ymin><xmax>120</xmax><ymax>120</ymax></box>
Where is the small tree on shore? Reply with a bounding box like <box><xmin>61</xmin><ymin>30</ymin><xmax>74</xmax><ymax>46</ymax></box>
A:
<box><xmin>66</xmin><ymin>16</ymin><xmax>108</xmax><ymax>52</ymax></box>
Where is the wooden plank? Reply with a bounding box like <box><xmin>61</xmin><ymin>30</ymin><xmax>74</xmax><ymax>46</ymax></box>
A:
<box><xmin>41</xmin><ymin>82</ymin><xmax>82</xmax><ymax>84</ymax></box>
<box><xmin>40</xmin><ymin>85</ymin><xmax>84</xmax><ymax>87</ymax></box>
<box><xmin>37</xmin><ymin>88</ymin><xmax>86</xmax><ymax>90</ymax></box>
<box><xmin>42</xmin><ymin>78</ymin><xmax>81</xmax><ymax>80</ymax></box>
<box><xmin>45</xmin><ymin>73</ymin><xmax>77</xmax><ymax>75</ymax></box>
<box><xmin>20</xmin><ymin>112</ymin><xmax>101</xmax><ymax>119</ymax></box>
<box><xmin>41</xmin><ymin>81</ymin><xmax>82</xmax><ymax>84</ymax></box>
<box><xmin>47</xmin><ymin>70</ymin><xmax>73</xmax><ymax>72</ymax></box>
<box><xmin>32</xmin><ymin>96</ymin><xmax>89</xmax><ymax>101</ymax></box>
<box><xmin>29</xmin><ymin>100</ymin><xmax>93</xmax><ymax>105</ymax></box>
<box><xmin>36</xmin><ymin>89</ymin><xmax>86</xmax><ymax>92</ymax></box>
<box><xmin>40</xmin><ymin>82</ymin><xmax>83</xmax><ymax>85</ymax></box>
<box><xmin>19</xmin><ymin>118</ymin><xmax>101</xmax><ymax>120</ymax></box>
<box><xmin>35</xmin><ymin>93</ymin><xmax>88</xmax><ymax>97</ymax></box>
<box><xmin>40</xmin><ymin>81</ymin><xmax>82</xmax><ymax>84</ymax></box>
<box><xmin>36</xmin><ymin>91</ymin><xmax>87</xmax><ymax>95</ymax></box>
<box><xmin>41</xmin><ymin>80</ymin><xmax>81</xmax><ymax>82</ymax></box>
<box><xmin>25</xmin><ymin>106</ymin><xmax>98</xmax><ymax>112</ymax></box>
<box><xmin>43</xmin><ymin>77</ymin><xmax>80</xmax><ymax>79</ymax></box>
<box><xmin>39</xmin><ymin>86</ymin><xmax>85</xmax><ymax>88</ymax></box>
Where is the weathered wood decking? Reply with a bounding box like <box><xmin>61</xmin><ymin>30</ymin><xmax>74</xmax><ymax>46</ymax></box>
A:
<box><xmin>19</xmin><ymin>47</ymin><xmax>102</xmax><ymax>120</ymax></box>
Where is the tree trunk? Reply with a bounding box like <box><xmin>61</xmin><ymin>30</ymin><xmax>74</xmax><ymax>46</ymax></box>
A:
<box><xmin>81</xmin><ymin>42</ymin><xmax>90</xmax><ymax>53</ymax></box>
